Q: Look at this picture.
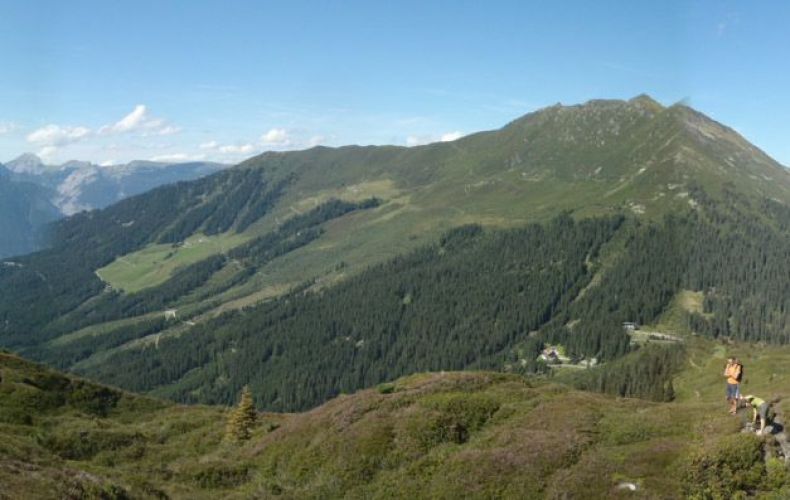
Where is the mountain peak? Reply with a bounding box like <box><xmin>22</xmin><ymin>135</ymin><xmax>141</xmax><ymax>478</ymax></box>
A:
<box><xmin>12</xmin><ymin>152</ymin><xmax>42</xmax><ymax>162</ymax></box>
<box><xmin>629</xmin><ymin>93</ymin><xmax>659</xmax><ymax>104</ymax></box>
<box><xmin>628</xmin><ymin>93</ymin><xmax>663</xmax><ymax>111</ymax></box>
<box><xmin>7</xmin><ymin>153</ymin><xmax>46</xmax><ymax>174</ymax></box>
<box><xmin>59</xmin><ymin>160</ymin><xmax>96</xmax><ymax>171</ymax></box>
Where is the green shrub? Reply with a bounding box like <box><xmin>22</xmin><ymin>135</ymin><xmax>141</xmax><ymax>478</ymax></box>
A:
<box><xmin>26</xmin><ymin>372</ymin><xmax>71</xmax><ymax>393</ymax></box>
<box><xmin>331</xmin><ymin>421</ymin><xmax>396</xmax><ymax>485</ymax></box>
<box><xmin>127</xmin><ymin>480</ymin><xmax>169</xmax><ymax>500</ymax></box>
<box><xmin>41</xmin><ymin>429</ymin><xmax>145</xmax><ymax>460</ymax></box>
<box><xmin>421</xmin><ymin>393</ymin><xmax>501</xmax><ymax>430</ymax></box>
<box><xmin>194</xmin><ymin>463</ymin><xmax>250</xmax><ymax>489</ymax></box>
<box><xmin>0</xmin><ymin>387</ymin><xmax>35</xmax><ymax>424</ymax></box>
<box><xmin>376</xmin><ymin>383</ymin><xmax>395</xmax><ymax>394</ymax></box>
<box><xmin>681</xmin><ymin>434</ymin><xmax>765</xmax><ymax>499</ymax></box>
<box><xmin>409</xmin><ymin>393</ymin><xmax>501</xmax><ymax>448</ymax></box>
<box><xmin>763</xmin><ymin>457</ymin><xmax>790</xmax><ymax>491</ymax></box>
<box><xmin>61</xmin><ymin>478</ymin><xmax>130</xmax><ymax>500</ymax></box>
<box><xmin>155</xmin><ymin>420</ymin><xmax>196</xmax><ymax>444</ymax></box>
<box><xmin>1</xmin><ymin>382</ymin><xmax>66</xmax><ymax>417</ymax></box>
<box><xmin>68</xmin><ymin>381</ymin><xmax>121</xmax><ymax>417</ymax></box>
<box><xmin>597</xmin><ymin>411</ymin><xmax>669</xmax><ymax>446</ymax></box>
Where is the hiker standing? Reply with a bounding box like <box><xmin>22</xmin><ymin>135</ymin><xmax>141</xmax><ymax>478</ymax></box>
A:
<box><xmin>723</xmin><ymin>357</ymin><xmax>743</xmax><ymax>415</ymax></box>
<box><xmin>742</xmin><ymin>395</ymin><xmax>771</xmax><ymax>435</ymax></box>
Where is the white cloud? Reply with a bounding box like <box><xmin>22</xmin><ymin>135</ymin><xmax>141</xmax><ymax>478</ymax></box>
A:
<box><xmin>149</xmin><ymin>153</ymin><xmax>205</xmax><ymax>162</ymax></box>
<box><xmin>27</xmin><ymin>124</ymin><xmax>91</xmax><ymax>146</ymax></box>
<box><xmin>37</xmin><ymin>146</ymin><xmax>59</xmax><ymax>161</ymax></box>
<box><xmin>104</xmin><ymin>105</ymin><xmax>147</xmax><ymax>133</ymax></box>
<box><xmin>0</xmin><ymin>122</ymin><xmax>17</xmax><ymax>135</ymax></box>
<box><xmin>198</xmin><ymin>140</ymin><xmax>256</xmax><ymax>156</ymax></box>
<box><xmin>440</xmin><ymin>131</ymin><xmax>464</xmax><ymax>142</ymax></box>
<box><xmin>307</xmin><ymin>135</ymin><xmax>327</xmax><ymax>147</ymax></box>
<box><xmin>156</xmin><ymin>125</ymin><xmax>182</xmax><ymax>136</ymax></box>
<box><xmin>13</xmin><ymin>106</ymin><xmax>187</xmax><ymax>164</ymax></box>
<box><xmin>406</xmin><ymin>135</ymin><xmax>430</xmax><ymax>147</ymax></box>
<box><xmin>99</xmin><ymin>159</ymin><xmax>117</xmax><ymax>167</ymax></box>
<box><xmin>99</xmin><ymin>105</ymin><xmax>180</xmax><ymax>136</ymax></box>
<box><xmin>201</xmin><ymin>129</ymin><xmax>323</xmax><ymax>159</ymax></box>
<box><xmin>260</xmin><ymin>128</ymin><xmax>291</xmax><ymax>146</ymax></box>
<box><xmin>219</xmin><ymin>143</ymin><xmax>256</xmax><ymax>154</ymax></box>
<box><xmin>406</xmin><ymin>131</ymin><xmax>465</xmax><ymax>147</ymax></box>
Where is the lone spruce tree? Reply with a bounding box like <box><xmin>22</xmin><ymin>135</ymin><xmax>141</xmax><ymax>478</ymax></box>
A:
<box><xmin>226</xmin><ymin>385</ymin><xmax>257</xmax><ymax>442</ymax></box>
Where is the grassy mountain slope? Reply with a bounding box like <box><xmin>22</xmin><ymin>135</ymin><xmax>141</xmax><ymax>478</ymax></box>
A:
<box><xmin>91</xmin><ymin>98</ymin><xmax>790</xmax><ymax>297</ymax></box>
<box><xmin>2</xmin><ymin>335</ymin><xmax>790</xmax><ymax>499</ymax></box>
<box><xmin>1</xmin><ymin>96</ymin><xmax>789</xmax><ymax>412</ymax></box>
<box><xmin>73</xmin><ymin>96</ymin><xmax>790</xmax><ymax>301</ymax></box>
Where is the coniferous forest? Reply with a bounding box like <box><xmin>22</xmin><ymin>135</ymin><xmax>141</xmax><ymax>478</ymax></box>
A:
<box><xmin>31</xmin><ymin>188</ymin><xmax>785</xmax><ymax>412</ymax></box>
<box><xmin>0</xmin><ymin>178</ymin><xmax>787</xmax><ymax>412</ymax></box>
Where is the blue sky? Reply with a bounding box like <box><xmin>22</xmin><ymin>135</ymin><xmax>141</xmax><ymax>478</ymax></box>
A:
<box><xmin>0</xmin><ymin>1</ymin><xmax>788</xmax><ymax>166</ymax></box>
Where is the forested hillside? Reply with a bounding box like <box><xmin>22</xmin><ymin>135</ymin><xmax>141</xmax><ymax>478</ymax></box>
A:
<box><xmin>81</xmin><ymin>215</ymin><xmax>628</xmax><ymax>410</ymax></box>
<box><xmin>1</xmin><ymin>96</ymin><xmax>789</xmax><ymax>412</ymax></box>
<box><xmin>65</xmin><ymin>196</ymin><xmax>790</xmax><ymax>411</ymax></box>
<box><xmin>0</xmin><ymin>167</ymin><xmax>290</xmax><ymax>345</ymax></box>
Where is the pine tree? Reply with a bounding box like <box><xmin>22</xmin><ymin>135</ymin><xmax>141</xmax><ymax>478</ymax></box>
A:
<box><xmin>225</xmin><ymin>385</ymin><xmax>257</xmax><ymax>442</ymax></box>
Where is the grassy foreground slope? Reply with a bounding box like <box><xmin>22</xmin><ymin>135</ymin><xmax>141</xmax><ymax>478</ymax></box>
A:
<box><xmin>3</xmin><ymin>336</ymin><xmax>790</xmax><ymax>499</ymax></box>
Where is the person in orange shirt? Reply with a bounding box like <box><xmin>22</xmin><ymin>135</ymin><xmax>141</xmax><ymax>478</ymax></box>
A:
<box><xmin>723</xmin><ymin>357</ymin><xmax>743</xmax><ymax>415</ymax></box>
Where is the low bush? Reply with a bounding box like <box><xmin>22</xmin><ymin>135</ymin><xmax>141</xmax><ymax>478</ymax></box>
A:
<box><xmin>41</xmin><ymin>428</ymin><xmax>146</xmax><ymax>460</ymax></box>
<box><xmin>764</xmin><ymin>457</ymin><xmax>790</xmax><ymax>492</ymax></box>
<box><xmin>408</xmin><ymin>393</ymin><xmax>501</xmax><ymax>448</ymax></box>
<box><xmin>68</xmin><ymin>381</ymin><xmax>121</xmax><ymax>417</ymax></box>
<box><xmin>376</xmin><ymin>383</ymin><xmax>396</xmax><ymax>394</ymax></box>
<box><xmin>681</xmin><ymin>434</ymin><xmax>765</xmax><ymax>499</ymax></box>
<box><xmin>193</xmin><ymin>463</ymin><xmax>250</xmax><ymax>489</ymax></box>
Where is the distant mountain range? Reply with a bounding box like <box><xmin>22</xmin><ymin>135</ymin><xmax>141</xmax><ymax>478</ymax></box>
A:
<box><xmin>0</xmin><ymin>164</ymin><xmax>60</xmax><ymax>258</ymax></box>
<box><xmin>0</xmin><ymin>154</ymin><xmax>226</xmax><ymax>257</ymax></box>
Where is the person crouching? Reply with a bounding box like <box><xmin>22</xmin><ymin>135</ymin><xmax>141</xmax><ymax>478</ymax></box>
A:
<box><xmin>741</xmin><ymin>395</ymin><xmax>771</xmax><ymax>435</ymax></box>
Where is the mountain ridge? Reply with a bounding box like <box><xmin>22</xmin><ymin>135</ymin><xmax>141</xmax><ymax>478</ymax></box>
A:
<box><xmin>1</xmin><ymin>95</ymin><xmax>789</xmax><ymax>414</ymax></box>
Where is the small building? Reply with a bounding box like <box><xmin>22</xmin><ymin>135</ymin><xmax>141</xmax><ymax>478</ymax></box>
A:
<box><xmin>623</xmin><ymin>322</ymin><xmax>639</xmax><ymax>332</ymax></box>
<box><xmin>539</xmin><ymin>345</ymin><xmax>562</xmax><ymax>363</ymax></box>
<box><xmin>164</xmin><ymin>309</ymin><xmax>178</xmax><ymax>320</ymax></box>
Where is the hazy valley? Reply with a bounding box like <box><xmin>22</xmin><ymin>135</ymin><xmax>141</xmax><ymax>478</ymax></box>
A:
<box><xmin>0</xmin><ymin>154</ymin><xmax>226</xmax><ymax>258</ymax></box>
